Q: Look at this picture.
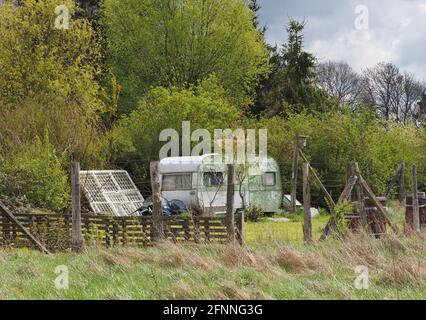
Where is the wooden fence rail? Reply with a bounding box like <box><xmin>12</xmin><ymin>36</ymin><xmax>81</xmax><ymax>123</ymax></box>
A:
<box><xmin>0</xmin><ymin>213</ymin><xmax>244</xmax><ymax>252</ymax></box>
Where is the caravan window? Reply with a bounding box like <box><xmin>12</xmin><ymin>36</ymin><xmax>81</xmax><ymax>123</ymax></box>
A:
<box><xmin>162</xmin><ymin>174</ymin><xmax>192</xmax><ymax>191</ymax></box>
<box><xmin>203</xmin><ymin>172</ymin><xmax>224</xmax><ymax>187</ymax></box>
<box><xmin>262</xmin><ymin>172</ymin><xmax>276</xmax><ymax>186</ymax></box>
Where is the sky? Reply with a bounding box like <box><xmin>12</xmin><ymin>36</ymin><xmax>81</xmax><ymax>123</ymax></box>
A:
<box><xmin>257</xmin><ymin>0</ymin><xmax>426</xmax><ymax>81</ymax></box>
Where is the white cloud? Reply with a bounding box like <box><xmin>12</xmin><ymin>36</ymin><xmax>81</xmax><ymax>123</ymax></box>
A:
<box><xmin>258</xmin><ymin>0</ymin><xmax>426</xmax><ymax>81</ymax></box>
<box><xmin>309</xmin><ymin>30</ymin><xmax>396</xmax><ymax>71</ymax></box>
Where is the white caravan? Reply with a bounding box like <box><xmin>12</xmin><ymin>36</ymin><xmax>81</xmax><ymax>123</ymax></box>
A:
<box><xmin>159</xmin><ymin>154</ymin><xmax>282</xmax><ymax>214</ymax></box>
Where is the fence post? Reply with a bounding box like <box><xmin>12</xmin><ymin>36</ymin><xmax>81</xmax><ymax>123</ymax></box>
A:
<box><xmin>354</xmin><ymin>163</ymin><xmax>368</xmax><ymax>228</ymax></box>
<box><xmin>71</xmin><ymin>161</ymin><xmax>83</xmax><ymax>252</ymax></box>
<box><xmin>290</xmin><ymin>134</ymin><xmax>300</xmax><ymax>213</ymax></box>
<box><xmin>412</xmin><ymin>164</ymin><xmax>420</xmax><ymax>232</ymax></box>
<box><xmin>150</xmin><ymin>161</ymin><xmax>164</xmax><ymax>242</ymax></box>
<box><xmin>303</xmin><ymin>163</ymin><xmax>312</xmax><ymax>244</ymax></box>
<box><xmin>237</xmin><ymin>210</ymin><xmax>244</xmax><ymax>246</ymax></box>
<box><xmin>226</xmin><ymin>164</ymin><xmax>235</xmax><ymax>243</ymax></box>
<box><xmin>399</xmin><ymin>162</ymin><xmax>405</xmax><ymax>205</ymax></box>
<box><xmin>346</xmin><ymin>163</ymin><xmax>354</xmax><ymax>202</ymax></box>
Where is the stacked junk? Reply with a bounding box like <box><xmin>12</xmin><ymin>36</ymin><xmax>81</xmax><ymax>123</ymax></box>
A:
<box><xmin>406</xmin><ymin>193</ymin><xmax>426</xmax><ymax>231</ymax></box>
<box><xmin>333</xmin><ymin>192</ymin><xmax>425</xmax><ymax>237</ymax></box>
<box><xmin>344</xmin><ymin>163</ymin><xmax>426</xmax><ymax>237</ymax></box>
<box><xmin>347</xmin><ymin>197</ymin><xmax>389</xmax><ymax>236</ymax></box>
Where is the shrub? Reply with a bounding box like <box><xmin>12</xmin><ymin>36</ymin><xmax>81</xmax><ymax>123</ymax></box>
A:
<box><xmin>0</xmin><ymin>0</ymin><xmax>104</xmax><ymax>166</ymax></box>
<box><xmin>244</xmin><ymin>109</ymin><xmax>426</xmax><ymax>206</ymax></box>
<box><xmin>331</xmin><ymin>201</ymin><xmax>353</xmax><ymax>236</ymax></box>
<box><xmin>0</xmin><ymin>131</ymin><xmax>70</xmax><ymax>211</ymax></box>
<box><xmin>244</xmin><ymin>205</ymin><xmax>264</xmax><ymax>222</ymax></box>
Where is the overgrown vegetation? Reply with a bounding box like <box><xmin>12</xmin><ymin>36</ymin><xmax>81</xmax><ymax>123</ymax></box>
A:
<box><xmin>0</xmin><ymin>131</ymin><xmax>70</xmax><ymax>211</ymax></box>
<box><xmin>0</xmin><ymin>232</ymin><xmax>424</xmax><ymax>299</ymax></box>
<box><xmin>244</xmin><ymin>205</ymin><xmax>265</xmax><ymax>222</ymax></box>
<box><xmin>0</xmin><ymin>0</ymin><xmax>104</xmax><ymax>165</ymax></box>
<box><xmin>104</xmin><ymin>77</ymin><xmax>241</xmax><ymax>182</ymax></box>
<box><xmin>330</xmin><ymin>201</ymin><xmax>352</xmax><ymax>236</ymax></box>
<box><xmin>101</xmin><ymin>0</ymin><xmax>269</xmax><ymax>114</ymax></box>
<box><xmin>0</xmin><ymin>0</ymin><xmax>425</xmax><ymax>213</ymax></box>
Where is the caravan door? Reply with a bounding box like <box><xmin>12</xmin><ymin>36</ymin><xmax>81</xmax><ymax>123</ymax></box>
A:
<box><xmin>197</xmin><ymin>163</ymin><xmax>249</xmax><ymax>213</ymax></box>
<box><xmin>197</xmin><ymin>162</ymin><xmax>227</xmax><ymax>213</ymax></box>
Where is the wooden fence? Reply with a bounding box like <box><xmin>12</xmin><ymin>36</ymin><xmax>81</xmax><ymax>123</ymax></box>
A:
<box><xmin>406</xmin><ymin>195</ymin><xmax>426</xmax><ymax>231</ymax></box>
<box><xmin>0</xmin><ymin>213</ymin><xmax>244</xmax><ymax>252</ymax></box>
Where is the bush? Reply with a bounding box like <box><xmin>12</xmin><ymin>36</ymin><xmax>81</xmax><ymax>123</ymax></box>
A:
<box><xmin>244</xmin><ymin>205</ymin><xmax>264</xmax><ymax>222</ymax></box>
<box><xmin>244</xmin><ymin>109</ymin><xmax>426</xmax><ymax>206</ymax></box>
<box><xmin>0</xmin><ymin>0</ymin><xmax>104</xmax><ymax>167</ymax></box>
<box><xmin>331</xmin><ymin>201</ymin><xmax>353</xmax><ymax>236</ymax></box>
<box><xmin>0</xmin><ymin>131</ymin><xmax>70</xmax><ymax>211</ymax></box>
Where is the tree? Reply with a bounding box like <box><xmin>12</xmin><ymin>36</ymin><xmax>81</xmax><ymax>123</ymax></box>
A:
<box><xmin>361</xmin><ymin>62</ymin><xmax>404</xmax><ymax>121</ymax></box>
<box><xmin>316</xmin><ymin>61</ymin><xmax>361</xmax><ymax>110</ymax></box>
<box><xmin>248</xmin><ymin>0</ymin><xmax>266</xmax><ymax>34</ymax></box>
<box><xmin>251</xmin><ymin>19</ymin><xmax>331</xmax><ymax>117</ymax></box>
<box><xmin>101</xmin><ymin>0</ymin><xmax>269</xmax><ymax>114</ymax></box>
<box><xmin>248</xmin><ymin>0</ymin><xmax>282</xmax><ymax>117</ymax></box>
<box><xmin>0</xmin><ymin>0</ymin><xmax>102</xmax><ymax>109</ymax></box>
<box><xmin>360</xmin><ymin>62</ymin><xmax>425</xmax><ymax>124</ymax></box>
<box><xmin>413</xmin><ymin>93</ymin><xmax>426</xmax><ymax>127</ymax></box>
<box><xmin>281</xmin><ymin>20</ymin><xmax>317</xmax><ymax>96</ymax></box>
<box><xmin>401</xmin><ymin>73</ymin><xmax>425</xmax><ymax>125</ymax></box>
<box><xmin>74</xmin><ymin>0</ymin><xmax>99</xmax><ymax>20</ymax></box>
<box><xmin>0</xmin><ymin>0</ymin><xmax>104</xmax><ymax>164</ymax></box>
<box><xmin>105</xmin><ymin>77</ymin><xmax>240</xmax><ymax>189</ymax></box>
<box><xmin>250</xmin><ymin>45</ymin><xmax>282</xmax><ymax>116</ymax></box>
<box><xmin>251</xmin><ymin>109</ymin><xmax>425</xmax><ymax>205</ymax></box>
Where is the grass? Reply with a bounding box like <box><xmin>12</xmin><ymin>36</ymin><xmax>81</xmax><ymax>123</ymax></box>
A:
<box><xmin>245</xmin><ymin>214</ymin><xmax>329</xmax><ymax>245</ymax></box>
<box><xmin>0</xmin><ymin>206</ymin><xmax>424</xmax><ymax>300</ymax></box>
<box><xmin>0</xmin><ymin>234</ymin><xmax>424</xmax><ymax>300</ymax></box>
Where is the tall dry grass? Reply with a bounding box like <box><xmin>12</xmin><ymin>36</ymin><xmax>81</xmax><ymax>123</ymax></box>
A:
<box><xmin>1</xmin><ymin>231</ymin><xmax>424</xmax><ymax>300</ymax></box>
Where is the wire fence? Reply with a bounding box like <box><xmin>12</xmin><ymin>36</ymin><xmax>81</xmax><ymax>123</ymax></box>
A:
<box><xmin>79</xmin><ymin>157</ymin><xmax>426</xmax><ymax>211</ymax></box>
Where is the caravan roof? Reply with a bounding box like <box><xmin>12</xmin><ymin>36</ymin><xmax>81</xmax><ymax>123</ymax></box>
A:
<box><xmin>159</xmin><ymin>154</ymin><xmax>218</xmax><ymax>173</ymax></box>
<box><xmin>159</xmin><ymin>154</ymin><xmax>279</xmax><ymax>174</ymax></box>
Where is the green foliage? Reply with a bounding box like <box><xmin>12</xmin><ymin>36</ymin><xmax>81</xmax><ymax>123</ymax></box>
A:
<box><xmin>281</xmin><ymin>20</ymin><xmax>317</xmax><ymax>102</ymax></box>
<box><xmin>104</xmin><ymin>77</ymin><xmax>240</xmax><ymax>182</ymax></box>
<box><xmin>251</xmin><ymin>19</ymin><xmax>332</xmax><ymax>116</ymax></box>
<box><xmin>318</xmin><ymin>208</ymin><xmax>330</xmax><ymax>216</ymax></box>
<box><xmin>0</xmin><ymin>0</ymin><xmax>425</xmax><ymax>218</ymax></box>
<box><xmin>0</xmin><ymin>0</ymin><xmax>104</xmax><ymax>165</ymax></box>
<box><xmin>84</xmin><ymin>223</ymin><xmax>107</xmax><ymax>246</ymax></box>
<box><xmin>179</xmin><ymin>211</ymin><xmax>193</xmax><ymax>219</ymax></box>
<box><xmin>245</xmin><ymin>109</ymin><xmax>425</xmax><ymax>205</ymax></box>
<box><xmin>0</xmin><ymin>131</ymin><xmax>70</xmax><ymax>211</ymax></box>
<box><xmin>0</xmin><ymin>0</ymin><xmax>102</xmax><ymax>108</ymax></box>
<box><xmin>101</xmin><ymin>0</ymin><xmax>270</xmax><ymax>113</ymax></box>
<box><xmin>248</xmin><ymin>0</ymin><xmax>265</xmax><ymax>33</ymax></box>
<box><xmin>244</xmin><ymin>205</ymin><xmax>264</xmax><ymax>222</ymax></box>
<box><xmin>331</xmin><ymin>201</ymin><xmax>352</xmax><ymax>236</ymax></box>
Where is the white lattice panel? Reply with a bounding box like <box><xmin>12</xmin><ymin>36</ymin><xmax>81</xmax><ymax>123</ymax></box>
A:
<box><xmin>80</xmin><ymin>170</ymin><xmax>144</xmax><ymax>216</ymax></box>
